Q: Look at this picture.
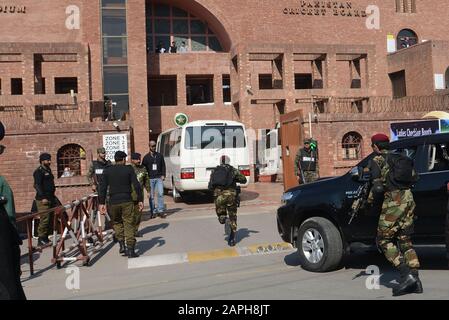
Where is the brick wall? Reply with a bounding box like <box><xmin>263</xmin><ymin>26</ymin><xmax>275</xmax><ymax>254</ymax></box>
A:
<box><xmin>302</xmin><ymin>112</ymin><xmax>432</xmax><ymax>177</ymax></box>
<box><xmin>0</xmin><ymin>122</ymin><xmax>133</xmax><ymax>214</ymax></box>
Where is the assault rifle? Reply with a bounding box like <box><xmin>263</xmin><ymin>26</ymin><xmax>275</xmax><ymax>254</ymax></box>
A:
<box><xmin>348</xmin><ymin>182</ymin><xmax>370</xmax><ymax>225</ymax></box>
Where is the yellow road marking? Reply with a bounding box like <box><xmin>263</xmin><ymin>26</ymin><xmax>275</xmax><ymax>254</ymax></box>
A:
<box><xmin>129</xmin><ymin>242</ymin><xmax>295</xmax><ymax>269</ymax></box>
<box><xmin>187</xmin><ymin>248</ymin><xmax>239</xmax><ymax>263</ymax></box>
<box><xmin>246</xmin><ymin>242</ymin><xmax>293</xmax><ymax>254</ymax></box>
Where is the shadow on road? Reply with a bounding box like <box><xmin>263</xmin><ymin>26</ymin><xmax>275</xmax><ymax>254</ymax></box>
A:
<box><xmin>234</xmin><ymin>228</ymin><xmax>259</xmax><ymax>244</ymax></box>
<box><xmin>240</xmin><ymin>191</ymin><xmax>260</xmax><ymax>202</ymax></box>
<box><xmin>344</xmin><ymin>246</ymin><xmax>449</xmax><ymax>271</ymax></box>
<box><xmin>284</xmin><ymin>246</ymin><xmax>449</xmax><ymax>287</ymax></box>
<box><xmin>136</xmin><ymin>237</ymin><xmax>165</xmax><ymax>255</ymax></box>
<box><xmin>20</xmin><ymin>239</ymin><xmax>117</xmax><ymax>282</ymax></box>
<box><xmin>86</xmin><ymin>240</ymin><xmax>116</xmax><ymax>268</ymax></box>
<box><xmin>141</xmin><ymin>209</ymin><xmax>182</xmax><ymax>221</ymax></box>
<box><xmin>139</xmin><ymin>223</ymin><xmax>169</xmax><ymax>236</ymax></box>
<box><xmin>345</xmin><ymin>246</ymin><xmax>449</xmax><ymax>289</ymax></box>
<box><xmin>284</xmin><ymin>251</ymin><xmax>301</xmax><ymax>267</ymax></box>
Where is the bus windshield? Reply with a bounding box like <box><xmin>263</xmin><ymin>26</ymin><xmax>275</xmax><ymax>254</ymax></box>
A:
<box><xmin>184</xmin><ymin>126</ymin><xmax>246</xmax><ymax>150</ymax></box>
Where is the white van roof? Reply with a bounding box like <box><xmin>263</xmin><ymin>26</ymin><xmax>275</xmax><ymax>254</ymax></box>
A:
<box><xmin>186</xmin><ymin>120</ymin><xmax>245</xmax><ymax>127</ymax></box>
<box><xmin>158</xmin><ymin>120</ymin><xmax>246</xmax><ymax>136</ymax></box>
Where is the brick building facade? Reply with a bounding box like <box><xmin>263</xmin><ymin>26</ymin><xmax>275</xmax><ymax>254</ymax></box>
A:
<box><xmin>1</xmin><ymin>0</ymin><xmax>449</xmax><ymax>211</ymax></box>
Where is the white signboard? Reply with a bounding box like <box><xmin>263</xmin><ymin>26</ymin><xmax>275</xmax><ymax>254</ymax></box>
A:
<box><xmin>103</xmin><ymin>134</ymin><xmax>128</xmax><ymax>161</ymax></box>
<box><xmin>387</xmin><ymin>34</ymin><xmax>396</xmax><ymax>53</ymax></box>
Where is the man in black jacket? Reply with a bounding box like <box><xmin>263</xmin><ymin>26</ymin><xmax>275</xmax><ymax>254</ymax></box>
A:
<box><xmin>99</xmin><ymin>151</ymin><xmax>143</xmax><ymax>258</ymax></box>
<box><xmin>0</xmin><ymin>121</ymin><xmax>26</xmax><ymax>300</ymax></box>
<box><xmin>142</xmin><ymin>141</ymin><xmax>167</xmax><ymax>218</ymax></box>
<box><xmin>33</xmin><ymin>152</ymin><xmax>60</xmax><ymax>246</ymax></box>
<box><xmin>87</xmin><ymin>147</ymin><xmax>112</xmax><ymax>192</ymax></box>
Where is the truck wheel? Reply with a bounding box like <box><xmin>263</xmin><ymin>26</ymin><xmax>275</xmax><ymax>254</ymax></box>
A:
<box><xmin>296</xmin><ymin>217</ymin><xmax>343</xmax><ymax>272</ymax></box>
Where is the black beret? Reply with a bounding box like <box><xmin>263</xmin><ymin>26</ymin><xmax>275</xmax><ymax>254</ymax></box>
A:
<box><xmin>0</xmin><ymin>121</ymin><xmax>4</xmax><ymax>141</ymax></box>
<box><xmin>39</xmin><ymin>153</ymin><xmax>51</xmax><ymax>162</ymax></box>
<box><xmin>131</xmin><ymin>152</ymin><xmax>141</xmax><ymax>160</ymax></box>
<box><xmin>114</xmin><ymin>151</ymin><xmax>127</xmax><ymax>161</ymax></box>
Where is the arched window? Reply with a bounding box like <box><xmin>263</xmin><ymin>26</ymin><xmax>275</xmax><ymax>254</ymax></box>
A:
<box><xmin>57</xmin><ymin>144</ymin><xmax>87</xmax><ymax>178</ymax></box>
<box><xmin>342</xmin><ymin>132</ymin><xmax>363</xmax><ymax>160</ymax></box>
<box><xmin>146</xmin><ymin>2</ymin><xmax>223</xmax><ymax>53</ymax></box>
<box><xmin>397</xmin><ymin>29</ymin><xmax>418</xmax><ymax>50</ymax></box>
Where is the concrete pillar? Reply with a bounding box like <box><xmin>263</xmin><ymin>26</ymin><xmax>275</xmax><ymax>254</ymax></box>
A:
<box><xmin>127</xmin><ymin>0</ymin><xmax>150</xmax><ymax>153</ymax></box>
<box><xmin>22</xmin><ymin>53</ymin><xmax>34</xmax><ymax>95</ymax></box>
<box><xmin>214</xmin><ymin>73</ymin><xmax>223</xmax><ymax>106</ymax></box>
<box><xmin>178</xmin><ymin>73</ymin><xmax>186</xmax><ymax>106</ymax></box>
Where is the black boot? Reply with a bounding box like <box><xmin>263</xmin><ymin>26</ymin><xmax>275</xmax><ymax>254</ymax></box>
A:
<box><xmin>127</xmin><ymin>244</ymin><xmax>140</xmax><ymax>258</ymax></box>
<box><xmin>228</xmin><ymin>230</ymin><xmax>236</xmax><ymax>247</ymax></box>
<box><xmin>411</xmin><ymin>269</ymin><xmax>423</xmax><ymax>294</ymax></box>
<box><xmin>393</xmin><ymin>264</ymin><xmax>418</xmax><ymax>296</ymax></box>
<box><xmin>118</xmin><ymin>241</ymin><xmax>126</xmax><ymax>255</ymax></box>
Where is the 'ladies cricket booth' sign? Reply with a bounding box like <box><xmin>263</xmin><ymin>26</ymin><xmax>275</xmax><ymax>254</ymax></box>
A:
<box><xmin>390</xmin><ymin>119</ymin><xmax>449</xmax><ymax>141</ymax></box>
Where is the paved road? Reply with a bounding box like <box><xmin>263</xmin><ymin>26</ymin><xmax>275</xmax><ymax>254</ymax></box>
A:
<box><xmin>20</xmin><ymin>184</ymin><xmax>449</xmax><ymax>300</ymax></box>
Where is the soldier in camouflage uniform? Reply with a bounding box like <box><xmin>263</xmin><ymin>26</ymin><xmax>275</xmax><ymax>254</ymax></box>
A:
<box><xmin>130</xmin><ymin>153</ymin><xmax>151</xmax><ymax>238</ymax></box>
<box><xmin>209</xmin><ymin>155</ymin><xmax>247</xmax><ymax>246</ymax></box>
<box><xmin>294</xmin><ymin>139</ymin><xmax>319</xmax><ymax>184</ymax></box>
<box><xmin>368</xmin><ymin>133</ymin><xmax>422</xmax><ymax>296</ymax></box>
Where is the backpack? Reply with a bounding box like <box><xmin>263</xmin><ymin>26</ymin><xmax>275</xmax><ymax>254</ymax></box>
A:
<box><xmin>209</xmin><ymin>165</ymin><xmax>235</xmax><ymax>189</ymax></box>
<box><xmin>386</xmin><ymin>152</ymin><xmax>418</xmax><ymax>190</ymax></box>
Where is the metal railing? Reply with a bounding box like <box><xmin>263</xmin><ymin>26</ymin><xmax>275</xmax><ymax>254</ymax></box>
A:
<box><xmin>315</xmin><ymin>95</ymin><xmax>449</xmax><ymax>114</ymax></box>
<box><xmin>16</xmin><ymin>194</ymin><xmax>114</xmax><ymax>275</ymax></box>
<box><xmin>0</xmin><ymin>100</ymin><xmax>120</xmax><ymax>129</ymax></box>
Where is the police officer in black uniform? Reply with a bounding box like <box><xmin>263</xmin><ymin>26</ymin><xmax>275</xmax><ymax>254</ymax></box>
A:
<box><xmin>33</xmin><ymin>153</ymin><xmax>60</xmax><ymax>246</ymax></box>
<box><xmin>99</xmin><ymin>151</ymin><xmax>143</xmax><ymax>258</ymax></box>
<box><xmin>0</xmin><ymin>121</ymin><xmax>26</xmax><ymax>300</ymax></box>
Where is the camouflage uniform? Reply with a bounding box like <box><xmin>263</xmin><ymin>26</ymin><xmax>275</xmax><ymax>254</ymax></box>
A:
<box><xmin>370</xmin><ymin>151</ymin><xmax>420</xmax><ymax>270</ymax></box>
<box><xmin>213</xmin><ymin>165</ymin><xmax>247</xmax><ymax>233</ymax></box>
<box><xmin>294</xmin><ymin>147</ymin><xmax>319</xmax><ymax>184</ymax></box>
<box><xmin>130</xmin><ymin>163</ymin><xmax>150</xmax><ymax>235</ymax></box>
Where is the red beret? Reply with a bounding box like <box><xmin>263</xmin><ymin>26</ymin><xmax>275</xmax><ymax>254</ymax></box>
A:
<box><xmin>371</xmin><ymin>133</ymin><xmax>389</xmax><ymax>143</ymax></box>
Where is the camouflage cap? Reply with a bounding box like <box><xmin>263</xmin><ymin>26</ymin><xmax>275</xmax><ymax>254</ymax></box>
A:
<box><xmin>97</xmin><ymin>147</ymin><xmax>106</xmax><ymax>154</ymax></box>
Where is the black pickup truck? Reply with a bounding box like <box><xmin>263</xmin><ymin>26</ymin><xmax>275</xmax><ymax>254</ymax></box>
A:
<box><xmin>277</xmin><ymin>133</ymin><xmax>449</xmax><ymax>272</ymax></box>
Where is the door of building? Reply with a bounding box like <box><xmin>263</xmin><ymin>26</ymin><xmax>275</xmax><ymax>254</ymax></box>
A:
<box><xmin>280</xmin><ymin>110</ymin><xmax>304</xmax><ymax>191</ymax></box>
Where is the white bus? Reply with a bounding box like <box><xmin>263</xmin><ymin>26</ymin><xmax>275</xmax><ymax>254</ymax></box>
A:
<box><xmin>157</xmin><ymin>120</ymin><xmax>251</xmax><ymax>202</ymax></box>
